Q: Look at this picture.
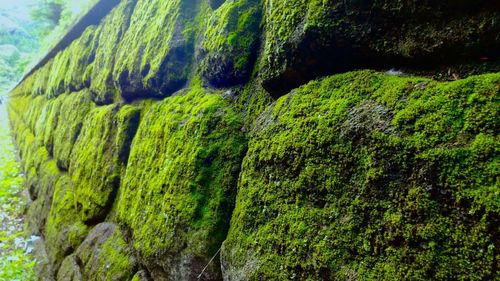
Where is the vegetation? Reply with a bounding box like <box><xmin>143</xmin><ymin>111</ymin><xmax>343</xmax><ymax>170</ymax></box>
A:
<box><xmin>115</xmin><ymin>86</ymin><xmax>247</xmax><ymax>279</ymax></box>
<box><xmin>3</xmin><ymin>0</ymin><xmax>498</xmax><ymax>280</ymax></box>
<box><xmin>0</xmin><ymin>0</ymin><xmax>96</xmax><ymax>96</ymax></box>
<box><xmin>223</xmin><ymin>70</ymin><xmax>499</xmax><ymax>280</ymax></box>
<box><xmin>199</xmin><ymin>0</ymin><xmax>262</xmax><ymax>87</ymax></box>
<box><xmin>0</xmin><ymin>103</ymin><xmax>35</xmax><ymax>280</ymax></box>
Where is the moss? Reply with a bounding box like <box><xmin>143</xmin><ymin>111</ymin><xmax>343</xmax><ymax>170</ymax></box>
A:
<box><xmin>31</xmin><ymin>61</ymin><xmax>53</xmax><ymax>96</ymax></box>
<box><xmin>56</xmin><ymin>224</ymin><xmax>136</xmax><ymax>281</ymax></box>
<box><xmin>45</xmin><ymin>26</ymin><xmax>99</xmax><ymax>98</ymax></box>
<box><xmin>116</xmin><ymin>87</ymin><xmax>247</xmax><ymax>279</ymax></box>
<box><xmin>70</xmin><ymin>104</ymin><xmax>140</xmax><ymax>224</ymax></box>
<box><xmin>232</xmin><ymin>80</ymin><xmax>274</xmax><ymax>130</ymax></box>
<box><xmin>89</xmin><ymin>0</ymin><xmax>138</xmax><ymax>105</ymax></box>
<box><xmin>223</xmin><ymin>70</ymin><xmax>500</xmax><ymax>280</ymax></box>
<box><xmin>45</xmin><ymin>175</ymin><xmax>90</xmax><ymax>271</ymax></box>
<box><xmin>52</xmin><ymin>90</ymin><xmax>95</xmax><ymax>170</ymax></box>
<box><xmin>75</xmin><ymin>223</ymin><xmax>136</xmax><ymax>281</ymax></box>
<box><xmin>34</xmin><ymin>99</ymin><xmax>56</xmax><ymax>147</ymax></box>
<box><xmin>25</xmin><ymin>95</ymin><xmax>47</xmax><ymax>133</ymax></box>
<box><xmin>259</xmin><ymin>0</ymin><xmax>500</xmax><ymax>95</ymax></box>
<box><xmin>112</xmin><ymin>0</ymin><xmax>201</xmax><ymax>99</ymax></box>
<box><xmin>25</xmin><ymin>158</ymin><xmax>61</xmax><ymax>235</ymax></box>
<box><xmin>94</xmin><ymin>229</ymin><xmax>137</xmax><ymax>280</ymax></box>
<box><xmin>198</xmin><ymin>0</ymin><xmax>261</xmax><ymax>87</ymax></box>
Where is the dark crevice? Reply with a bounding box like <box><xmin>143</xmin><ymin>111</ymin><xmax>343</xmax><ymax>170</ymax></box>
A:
<box><xmin>75</xmin><ymin>255</ymin><xmax>85</xmax><ymax>276</ymax></box>
<box><xmin>83</xmin><ymin>179</ymin><xmax>120</xmax><ymax>227</ymax></box>
<box><xmin>53</xmin><ymin>246</ymin><xmax>76</xmax><ymax>278</ymax></box>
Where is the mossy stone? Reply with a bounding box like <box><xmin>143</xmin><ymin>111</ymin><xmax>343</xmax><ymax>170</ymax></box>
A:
<box><xmin>116</xmin><ymin>87</ymin><xmax>247</xmax><ymax>279</ymax></box>
<box><xmin>75</xmin><ymin>223</ymin><xmax>137</xmax><ymax>281</ymax></box>
<box><xmin>52</xmin><ymin>90</ymin><xmax>95</xmax><ymax>170</ymax></box>
<box><xmin>223</xmin><ymin>70</ymin><xmax>500</xmax><ymax>280</ymax></box>
<box><xmin>198</xmin><ymin>0</ymin><xmax>262</xmax><ymax>87</ymax></box>
<box><xmin>89</xmin><ymin>0</ymin><xmax>137</xmax><ymax>105</ymax></box>
<box><xmin>112</xmin><ymin>0</ymin><xmax>201</xmax><ymax>100</ymax></box>
<box><xmin>259</xmin><ymin>0</ymin><xmax>500</xmax><ymax>96</ymax></box>
<box><xmin>70</xmin><ymin>104</ymin><xmax>140</xmax><ymax>224</ymax></box>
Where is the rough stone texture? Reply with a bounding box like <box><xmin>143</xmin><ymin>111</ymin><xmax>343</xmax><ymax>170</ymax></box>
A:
<box><xmin>45</xmin><ymin>175</ymin><xmax>90</xmax><ymax>273</ymax></box>
<box><xmin>33</xmin><ymin>238</ymin><xmax>56</xmax><ymax>281</ymax></box>
<box><xmin>69</xmin><ymin>104</ymin><xmax>140</xmax><ymax>224</ymax></box>
<box><xmin>57</xmin><ymin>255</ymin><xmax>83</xmax><ymax>281</ymax></box>
<box><xmin>7</xmin><ymin>0</ymin><xmax>500</xmax><ymax>280</ymax></box>
<box><xmin>130</xmin><ymin>271</ymin><xmax>152</xmax><ymax>281</ymax></box>
<box><xmin>24</xmin><ymin>159</ymin><xmax>60</xmax><ymax>234</ymax></box>
<box><xmin>75</xmin><ymin>223</ymin><xmax>137</xmax><ymax>281</ymax></box>
<box><xmin>56</xmin><ymin>223</ymin><xmax>136</xmax><ymax>281</ymax></box>
<box><xmin>198</xmin><ymin>0</ymin><xmax>261</xmax><ymax>87</ymax></box>
<box><xmin>115</xmin><ymin>87</ymin><xmax>247</xmax><ymax>280</ymax></box>
<box><xmin>222</xmin><ymin>71</ymin><xmax>500</xmax><ymax>279</ymax></box>
<box><xmin>259</xmin><ymin>0</ymin><xmax>500</xmax><ymax>95</ymax></box>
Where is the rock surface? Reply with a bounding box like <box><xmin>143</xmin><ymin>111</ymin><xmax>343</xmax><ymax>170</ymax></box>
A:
<box><xmin>7</xmin><ymin>0</ymin><xmax>499</xmax><ymax>280</ymax></box>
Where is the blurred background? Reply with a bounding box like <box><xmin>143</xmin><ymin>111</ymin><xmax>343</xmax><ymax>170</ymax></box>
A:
<box><xmin>0</xmin><ymin>0</ymin><xmax>96</xmax><ymax>95</ymax></box>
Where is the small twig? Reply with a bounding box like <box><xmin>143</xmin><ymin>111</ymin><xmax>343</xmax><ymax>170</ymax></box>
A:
<box><xmin>197</xmin><ymin>246</ymin><xmax>222</xmax><ymax>280</ymax></box>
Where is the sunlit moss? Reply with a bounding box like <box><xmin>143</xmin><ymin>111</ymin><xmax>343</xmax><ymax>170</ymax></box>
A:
<box><xmin>199</xmin><ymin>0</ymin><xmax>261</xmax><ymax>87</ymax></box>
<box><xmin>116</xmin><ymin>86</ymin><xmax>247</xmax><ymax>278</ymax></box>
<box><xmin>223</xmin><ymin>70</ymin><xmax>500</xmax><ymax>280</ymax></box>
<box><xmin>70</xmin><ymin>104</ymin><xmax>140</xmax><ymax>224</ymax></box>
<box><xmin>52</xmin><ymin>90</ymin><xmax>95</xmax><ymax>170</ymax></box>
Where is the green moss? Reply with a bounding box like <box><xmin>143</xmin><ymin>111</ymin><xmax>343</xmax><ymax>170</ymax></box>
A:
<box><xmin>94</xmin><ymin>229</ymin><xmax>136</xmax><ymax>280</ymax></box>
<box><xmin>233</xmin><ymin>80</ymin><xmax>273</xmax><ymax>130</ymax></box>
<box><xmin>34</xmin><ymin>99</ymin><xmax>55</xmax><ymax>147</ymax></box>
<box><xmin>116</xmin><ymin>86</ymin><xmax>247</xmax><ymax>278</ymax></box>
<box><xmin>70</xmin><ymin>104</ymin><xmax>140</xmax><ymax>223</ymax></box>
<box><xmin>89</xmin><ymin>0</ymin><xmax>137</xmax><ymax>105</ymax></box>
<box><xmin>31</xmin><ymin>60</ymin><xmax>53</xmax><ymax>96</ymax></box>
<box><xmin>25</xmin><ymin>158</ymin><xmax>61</xmax><ymax>235</ymax></box>
<box><xmin>77</xmin><ymin>224</ymin><xmax>136</xmax><ymax>281</ymax></box>
<box><xmin>45</xmin><ymin>26</ymin><xmax>99</xmax><ymax>98</ymax></box>
<box><xmin>52</xmin><ymin>90</ymin><xmax>95</xmax><ymax>170</ymax></box>
<box><xmin>259</xmin><ymin>0</ymin><xmax>500</xmax><ymax>95</ymax></box>
<box><xmin>223</xmin><ymin>70</ymin><xmax>500</xmax><ymax>280</ymax></box>
<box><xmin>199</xmin><ymin>0</ymin><xmax>261</xmax><ymax>87</ymax></box>
<box><xmin>56</xmin><ymin>224</ymin><xmax>136</xmax><ymax>281</ymax></box>
<box><xmin>25</xmin><ymin>95</ymin><xmax>47</xmax><ymax>133</ymax></box>
<box><xmin>112</xmin><ymin>0</ymin><xmax>201</xmax><ymax>99</ymax></box>
<box><xmin>45</xmin><ymin>175</ymin><xmax>89</xmax><ymax>271</ymax></box>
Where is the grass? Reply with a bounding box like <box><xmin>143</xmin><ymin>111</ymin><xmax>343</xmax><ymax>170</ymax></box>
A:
<box><xmin>0</xmin><ymin>100</ymin><xmax>35</xmax><ymax>281</ymax></box>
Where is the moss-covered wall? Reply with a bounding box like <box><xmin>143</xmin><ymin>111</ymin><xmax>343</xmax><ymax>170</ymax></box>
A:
<box><xmin>8</xmin><ymin>0</ymin><xmax>499</xmax><ymax>280</ymax></box>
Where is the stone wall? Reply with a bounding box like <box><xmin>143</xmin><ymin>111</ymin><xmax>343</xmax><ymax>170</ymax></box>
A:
<box><xmin>8</xmin><ymin>0</ymin><xmax>499</xmax><ymax>280</ymax></box>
